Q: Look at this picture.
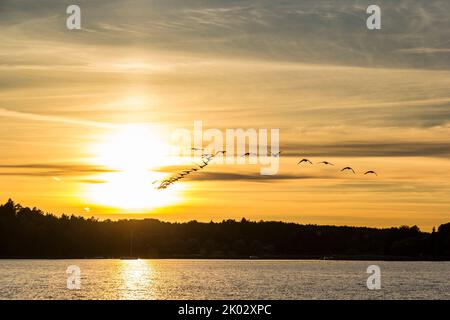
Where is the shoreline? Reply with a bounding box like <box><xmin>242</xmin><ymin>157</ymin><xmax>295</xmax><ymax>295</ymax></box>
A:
<box><xmin>1</xmin><ymin>255</ymin><xmax>449</xmax><ymax>261</ymax></box>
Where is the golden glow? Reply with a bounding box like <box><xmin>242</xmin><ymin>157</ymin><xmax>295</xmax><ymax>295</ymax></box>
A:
<box><xmin>94</xmin><ymin>124</ymin><xmax>167</xmax><ymax>171</ymax></box>
<box><xmin>85</xmin><ymin>124</ymin><xmax>183</xmax><ymax>211</ymax></box>
<box><xmin>119</xmin><ymin>260</ymin><xmax>155</xmax><ymax>299</ymax></box>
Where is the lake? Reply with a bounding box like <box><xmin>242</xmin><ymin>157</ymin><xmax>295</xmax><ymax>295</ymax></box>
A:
<box><xmin>0</xmin><ymin>259</ymin><xmax>448</xmax><ymax>299</ymax></box>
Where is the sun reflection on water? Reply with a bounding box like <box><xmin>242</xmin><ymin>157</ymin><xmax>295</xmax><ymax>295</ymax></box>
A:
<box><xmin>119</xmin><ymin>259</ymin><xmax>155</xmax><ymax>299</ymax></box>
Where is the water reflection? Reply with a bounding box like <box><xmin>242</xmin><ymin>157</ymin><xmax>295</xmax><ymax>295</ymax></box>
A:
<box><xmin>119</xmin><ymin>259</ymin><xmax>155</xmax><ymax>299</ymax></box>
<box><xmin>1</xmin><ymin>260</ymin><xmax>448</xmax><ymax>299</ymax></box>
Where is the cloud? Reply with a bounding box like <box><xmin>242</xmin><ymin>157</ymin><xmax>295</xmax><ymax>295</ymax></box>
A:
<box><xmin>0</xmin><ymin>163</ymin><xmax>117</xmax><ymax>177</ymax></box>
<box><xmin>1</xmin><ymin>0</ymin><xmax>450</xmax><ymax>70</ymax></box>
<box><xmin>76</xmin><ymin>179</ymin><xmax>108</xmax><ymax>184</ymax></box>
<box><xmin>284</xmin><ymin>141</ymin><xmax>450</xmax><ymax>158</ymax></box>
<box><xmin>396</xmin><ymin>47</ymin><xmax>450</xmax><ymax>54</ymax></box>
<box><xmin>183</xmin><ymin>171</ymin><xmax>327</xmax><ymax>182</ymax></box>
<box><xmin>0</xmin><ymin>108</ymin><xmax>115</xmax><ymax>128</ymax></box>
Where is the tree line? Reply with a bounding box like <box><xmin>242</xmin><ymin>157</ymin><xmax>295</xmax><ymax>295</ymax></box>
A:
<box><xmin>0</xmin><ymin>199</ymin><xmax>449</xmax><ymax>259</ymax></box>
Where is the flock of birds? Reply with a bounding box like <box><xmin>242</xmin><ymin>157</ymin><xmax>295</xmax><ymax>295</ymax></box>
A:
<box><xmin>297</xmin><ymin>158</ymin><xmax>377</xmax><ymax>176</ymax></box>
<box><xmin>154</xmin><ymin>149</ymin><xmax>226</xmax><ymax>190</ymax></box>
<box><xmin>154</xmin><ymin>150</ymin><xmax>377</xmax><ymax>190</ymax></box>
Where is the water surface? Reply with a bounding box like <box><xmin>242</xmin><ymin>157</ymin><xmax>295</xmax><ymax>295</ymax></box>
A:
<box><xmin>0</xmin><ymin>259</ymin><xmax>448</xmax><ymax>299</ymax></box>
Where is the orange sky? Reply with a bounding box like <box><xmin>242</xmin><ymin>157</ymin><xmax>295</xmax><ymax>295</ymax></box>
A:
<box><xmin>0</xmin><ymin>0</ymin><xmax>449</xmax><ymax>231</ymax></box>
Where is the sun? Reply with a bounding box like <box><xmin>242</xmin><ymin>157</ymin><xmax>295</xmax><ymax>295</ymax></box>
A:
<box><xmin>84</xmin><ymin>124</ymin><xmax>183</xmax><ymax>211</ymax></box>
<box><xmin>94</xmin><ymin>124</ymin><xmax>167</xmax><ymax>171</ymax></box>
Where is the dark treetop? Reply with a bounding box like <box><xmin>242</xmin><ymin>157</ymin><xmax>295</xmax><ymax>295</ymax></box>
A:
<box><xmin>0</xmin><ymin>199</ymin><xmax>449</xmax><ymax>259</ymax></box>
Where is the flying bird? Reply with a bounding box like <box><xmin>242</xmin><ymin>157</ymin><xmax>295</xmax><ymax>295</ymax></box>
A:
<box><xmin>364</xmin><ymin>170</ymin><xmax>378</xmax><ymax>176</ymax></box>
<box><xmin>271</xmin><ymin>151</ymin><xmax>282</xmax><ymax>157</ymax></box>
<box><xmin>341</xmin><ymin>167</ymin><xmax>355</xmax><ymax>173</ymax></box>
<box><xmin>298</xmin><ymin>159</ymin><xmax>313</xmax><ymax>165</ymax></box>
<box><xmin>158</xmin><ymin>148</ymin><xmax>224</xmax><ymax>190</ymax></box>
<box><xmin>202</xmin><ymin>153</ymin><xmax>214</xmax><ymax>158</ymax></box>
<box><xmin>318</xmin><ymin>161</ymin><xmax>334</xmax><ymax>166</ymax></box>
<box><xmin>191</xmin><ymin>147</ymin><xmax>204</xmax><ymax>151</ymax></box>
<box><xmin>214</xmin><ymin>150</ymin><xmax>226</xmax><ymax>156</ymax></box>
<box><xmin>241</xmin><ymin>152</ymin><xmax>257</xmax><ymax>157</ymax></box>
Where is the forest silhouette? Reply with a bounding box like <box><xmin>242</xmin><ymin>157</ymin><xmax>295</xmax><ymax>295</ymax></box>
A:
<box><xmin>0</xmin><ymin>199</ymin><xmax>449</xmax><ymax>259</ymax></box>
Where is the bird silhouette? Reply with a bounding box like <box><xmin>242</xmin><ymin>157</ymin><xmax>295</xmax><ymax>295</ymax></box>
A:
<box><xmin>298</xmin><ymin>159</ymin><xmax>313</xmax><ymax>165</ymax></box>
<box><xmin>271</xmin><ymin>151</ymin><xmax>282</xmax><ymax>157</ymax></box>
<box><xmin>318</xmin><ymin>161</ymin><xmax>334</xmax><ymax>166</ymax></box>
<box><xmin>241</xmin><ymin>152</ymin><xmax>257</xmax><ymax>157</ymax></box>
<box><xmin>364</xmin><ymin>170</ymin><xmax>377</xmax><ymax>176</ymax></box>
<box><xmin>157</xmin><ymin>148</ymin><xmax>226</xmax><ymax>190</ymax></box>
<box><xmin>341</xmin><ymin>167</ymin><xmax>355</xmax><ymax>173</ymax></box>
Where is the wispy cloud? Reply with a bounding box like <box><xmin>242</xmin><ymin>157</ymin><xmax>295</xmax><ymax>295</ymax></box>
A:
<box><xmin>0</xmin><ymin>163</ymin><xmax>117</xmax><ymax>177</ymax></box>
<box><xmin>396</xmin><ymin>47</ymin><xmax>450</xmax><ymax>54</ymax></box>
<box><xmin>185</xmin><ymin>171</ymin><xmax>327</xmax><ymax>182</ymax></box>
<box><xmin>0</xmin><ymin>108</ymin><xmax>115</xmax><ymax>128</ymax></box>
<box><xmin>1</xmin><ymin>0</ymin><xmax>450</xmax><ymax>70</ymax></box>
<box><xmin>284</xmin><ymin>141</ymin><xmax>450</xmax><ymax>158</ymax></box>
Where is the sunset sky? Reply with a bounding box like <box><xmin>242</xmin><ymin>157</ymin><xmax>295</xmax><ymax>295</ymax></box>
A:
<box><xmin>0</xmin><ymin>0</ymin><xmax>449</xmax><ymax>230</ymax></box>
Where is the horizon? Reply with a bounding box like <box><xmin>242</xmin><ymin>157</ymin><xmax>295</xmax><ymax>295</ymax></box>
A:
<box><xmin>3</xmin><ymin>198</ymin><xmax>449</xmax><ymax>261</ymax></box>
<box><xmin>2</xmin><ymin>198</ymin><xmax>447</xmax><ymax>233</ymax></box>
